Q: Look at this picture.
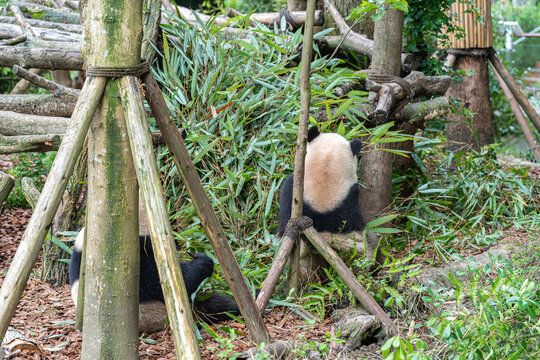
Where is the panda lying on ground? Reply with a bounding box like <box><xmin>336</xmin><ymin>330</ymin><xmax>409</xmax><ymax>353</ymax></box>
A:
<box><xmin>69</xmin><ymin>229</ymin><xmax>243</xmax><ymax>332</ymax></box>
<box><xmin>278</xmin><ymin>126</ymin><xmax>366</xmax><ymax>236</ymax></box>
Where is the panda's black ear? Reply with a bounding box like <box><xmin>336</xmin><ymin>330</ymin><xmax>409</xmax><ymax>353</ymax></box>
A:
<box><xmin>307</xmin><ymin>126</ymin><xmax>320</xmax><ymax>142</ymax></box>
<box><xmin>350</xmin><ymin>138</ymin><xmax>362</xmax><ymax>156</ymax></box>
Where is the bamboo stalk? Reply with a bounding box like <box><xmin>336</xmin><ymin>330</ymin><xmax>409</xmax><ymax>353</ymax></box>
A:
<box><xmin>490</xmin><ymin>62</ymin><xmax>540</xmax><ymax>161</ymax></box>
<box><xmin>143</xmin><ymin>72</ymin><xmax>270</xmax><ymax>345</ymax></box>
<box><xmin>489</xmin><ymin>51</ymin><xmax>540</xmax><ymax>133</ymax></box>
<box><xmin>303</xmin><ymin>226</ymin><xmax>398</xmax><ymax>336</ymax></box>
<box><xmin>0</xmin><ymin>76</ymin><xmax>106</xmax><ymax>342</ymax></box>
<box><xmin>288</xmin><ymin>0</ymin><xmax>316</xmax><ymax>296</ymax></box>
<box><xmin>120</xmin><ymin>75</ymin><xmax>201</xmax><ymax>360</ymax></box>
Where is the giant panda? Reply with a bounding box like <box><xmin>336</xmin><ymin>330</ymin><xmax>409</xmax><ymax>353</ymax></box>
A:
<box><xmin>69</xmin><ymin>229</ymin><xmax>243</xmax><ymax>332</ymax></box>
<box><xmin>278</xmin><ymin>126</ymin><xmax>365</xmax><ymax>236</ymax></box>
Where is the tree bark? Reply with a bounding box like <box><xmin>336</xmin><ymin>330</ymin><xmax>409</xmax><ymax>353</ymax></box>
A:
<box><xmin>446</xmin><ymin>54</ymin><xmax>493</xmax><ymax>152</ymax></box>
<box><xmin>359</xmin><ymin>6</ymin><xmax>403</xmax><ymax>220</ymax></box>
<box><xmin>0</xmin><ymin>94</ymin><xmax>75</xmax><ymax>117</ymax></box>
<box><xmin>80</xmin><ymin>0</ymin><xmax>141</xmax><ymax>357</ymax></box>
<box><xmin>13</xmin><ymin>1</ymin><xmax>81</xmax><ymax>24</ymax></box>
<box><xmin>0</xmin><ymin>15</ymin><xmax>82</xmax><ymax>33</ymax></box>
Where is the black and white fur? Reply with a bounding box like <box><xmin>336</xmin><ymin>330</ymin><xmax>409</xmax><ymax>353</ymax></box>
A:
<box><xmin>278</xmin><ymin>126</ymin><xmax>365</xmax><ymax>236</ymax></box>
<box><xmin>69</xmin><ymin>229</ymin><xmax>243</xmax><ymax>332</ymax></box>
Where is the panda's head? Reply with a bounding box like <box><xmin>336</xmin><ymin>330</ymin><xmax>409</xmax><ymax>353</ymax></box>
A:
<box><xmin>304</xmin><ymin>126</ymin><xmax>362</xmax><ymax>213</ymax></box>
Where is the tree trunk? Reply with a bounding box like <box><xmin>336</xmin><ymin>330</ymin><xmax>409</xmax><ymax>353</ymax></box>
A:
<box><xmin>0</xmin><ymin>171</ymin><xmax>15</xmax><ymax>215</ymax></box>
<box><xmin>359</xmin><ymin>6</ymin><xmax>403</xmax><ymax>220</ymax></box>
<box><xmin>446</xmin><ymin>54</ymin><xmax>493</xmax><ymax>152</ymax></box>
<box><xmin>80</xmin><ymin>0</ymin><xmax>141</xmax><ymax>358</ymax></box>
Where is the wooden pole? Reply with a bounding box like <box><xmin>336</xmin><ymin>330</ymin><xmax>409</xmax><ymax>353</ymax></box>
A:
<box><xmin>0</xmin><ymin>76</ymin><xmax>106</xmax><ymax>343</ymax></box>
<box><xmin>288</xmin><ymin>0</ymin><xmax>316</xmax><ymax>297</ymax></box>
<box><xmin>79</xmin><ymin>0</ymin><xmax>142</xmax><ymax>357</ymax></box>
<box><xmin>490</xmin><ymin>63</ymin><xmax>540</xmax><ymax>161</ymax></box>
<box><xmin>142</xmin><ymin>72</ymin><xmax>270</xmax><ymax>345</ymax></box>
<box><xmin>120</xmin><ymin>75</ymin><xmax>202</xmax><ymax>359</ymax></box>
<box><xmin>303</xmin><ymin>227</ymin><xmax>398</xmax><ymax>336</ymax></box>
<box><xmin>488</xmin><ymin>51</ymin><xmax>540</xmax><ymax>134</ymax></box>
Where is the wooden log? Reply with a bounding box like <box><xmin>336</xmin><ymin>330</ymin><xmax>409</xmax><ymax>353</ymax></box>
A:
<box><xmin>120</xmin><ymin>76</ymin><xmax>201</xmax><ymax>359</ymax></box>
<box><xmin>0</xmin><ymin>76</ymin><xmax>107</xmax><ymax>343</ymax></box>
<box><xmin>394</xmin><ymin>97</ymin><xmax>450</xmax><ymax>123</ymax></box>
<box><xmin>0</xmin><ymin>34</ymin><xmax>26</xmax><ymax>45</ymax></box>
<box><xmin>288</xmin><ymin>0</ymin><xmax>316</xmax><ymax>297</ymax></box>
<box><xmin>0</xmin><ymin>133</ymin><xmax>61</xmax><ymax>154</ymax></box>
<box><xmin>143</xmin><ymin>72</ymin><xmax>270</xmax><ymax>345</ymax></box>
<box><xmin>0</xmin><ymin>111</ymin><xmax>68</xmax><ymax>136</ymax></box>
<box><xmin>0</xmin><ymin>15</ymin><xmax>82</xmax><ymax>33</ymax></box>
<box><xmin>13</xmin><ymin>1</ymin><xmax>80</xmax><ymax>24</ymax></box>
<box><xmin>0</xmin><ymin>94</ymin><xmax>75</xmax><ymax>117</ymax></box>
<box><xmin>373</xmin><ymin>84</ymin><xmax>393</xmax><ymax>123</ymax></box>
<box><xmin>10</xmin><ymin>5</ymin><xmax>36</xmax><ymax>36</ymax></box>
<box><xmin>168</xmin><ymin>5</ymin><xmax>323</xmax><ymax>27</ymax></box>
<box><xmin>489</xmin><ymin>51</ymin><xmax>540</xmax><ymax>133</ymax></box>
<box><xmin>0</xmin><ymin>46</ymin><xmax>84</xmax><ymax>70</ymax></box>
<box><xmin>0</xmin><ymin>171</ymin><xmax>15</xmax><ymax>215</ymax></box>
<box><xmin>303</xmin><ymin>226</ymin><xmax>398</xmax><ymax>336</ymax></box>
<box><xmin>13</xmin><ymin>65</ymin><xmax>80</xmax><ymax>99</ymax></box>
<box><xmin>490</xmin><ymin>63</ymin><xmax>540</xmax><ymax>161</ymax></box>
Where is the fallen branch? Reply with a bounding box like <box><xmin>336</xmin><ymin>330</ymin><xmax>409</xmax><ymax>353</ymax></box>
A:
<box><xmin>0</xmin><ymin>15</ymin><xmax>82</xmax><ymax>33</ymax></box>
<box><xmin>0</xmin><ymin>133</ymin><xmax>62</xmax><ymax>154</ymax></box>
<box><xmin>0</xmin><ymin>23</ymin><xmax>82</xmax><ymax>42</ymax></box>
<box><xmin>12</xmin><ymin>65</ymin><xmax>80</xmax><ymax>99</ymax></box>
<box><xmin>0</xmin><ymin>46</ymin><xmax>84</xmax><ymax>70</ymax></box>
<box><xmin>0</xmin><ymin>94</ymin><xmax>75</xmax><ymax>117</ymax></box>
<box><xmin>10</xmin><ymin>68</ymin><xmax>42</xmax><ymax>94</ymax></box>
<box><xmin>12</xmin><ymin>1</ymin><xmax>80</xmax><ymax>24</ymax></box>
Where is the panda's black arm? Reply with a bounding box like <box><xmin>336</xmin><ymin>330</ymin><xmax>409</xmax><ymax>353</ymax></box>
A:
<box><xmin>277</xmin><ymin>173</ymin><xmax>295</xmax><ymax>236</ymax></box>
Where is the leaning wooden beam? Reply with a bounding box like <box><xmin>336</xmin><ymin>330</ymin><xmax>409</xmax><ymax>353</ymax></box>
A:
<box><xmin>0</xmin><ymin>15</ymin><xmax>82</xmax><ymax>33</ymax></box>
<box><xmin>0</xmin><ymin>76</ymin><xmax>107</xmax><ymax>342</ymax></box>
<box><xmin>0</xmin><ymin>111</ymin><xmax>68</xmax><ymax>136</ymax></box>
<box><xmin>0</xmin><ymin>133</ymin><xmax>62</xmax><ymax>154</ymax></box>
<box><xmin>20</xmin><ymin>177</ymin><xmax>40</xmax><ymax>209</ymax></box>
<box><xmin>303</xmin><ymin>226</ymin><xmax>399</xmax><ymax>336</ymax></box>
<box><xmin>0</xmin><ymin>46</ymin><xmax>84</xmax><ymax>70</ymax></box>
<box><xmin>0</xmin><ymin>171</ymin><xmax>15</xmax><ymax>215</ymax></box>
<box><xmin>120</xmin><ymin>75</ymin><xmax>201</xmax><ymax>360</ymax></box>
<box><xmin>12</xmin><ymin>1</ymin><xmax>80</xmax><ymax>24</ymax></box>
<box><xmin>0</xmin><ymin>94</ymin><xmax>75</xmax><ymax>117</ymax></box>
<box><xmin>288</xmin><ymin>0</ymin><xmax>317</xmax><ymax>297</ymax></box>
<box><xmin>491</xmin><ymin>63</ymin><xmax>540</xmax><ymax>161</ymax></box>
<box><xmin>256</xmin><ymin>217</ymin><xmax>313</xmax><ymax>312</ymax></box>
<box><xmin>10</xmin><ymin>68</ymin><xmax>42</xmax><ymax>95</ymax></box>
<box><xmin>143</xmin><ymin>72</ymin><xmax>270</xmax><ymax>345</ymax></box>
<box><xmin>12</xmin><ymin>65</ymin><xmax>80</xmax><ymax>99</ymax></box>
<box><xmin>489</xmin><ymin>51</ymin><xmax>540</xmax><ymax>133</ymax></box>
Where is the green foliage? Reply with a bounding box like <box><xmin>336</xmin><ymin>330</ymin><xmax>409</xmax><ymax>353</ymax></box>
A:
<box><xmin>394</xmin><ymin>141</ymin><xmax>539</xmax><ymax>263</ymax></box>
<box><xmin>6</xmin><ymin>153</ymin><xmax>55</xmax><ymax>208</ymax></box>
<box><xmin>155</xmin><ymin>14</ymin><xmax>407</xmax><ymax>292</ymax></box>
